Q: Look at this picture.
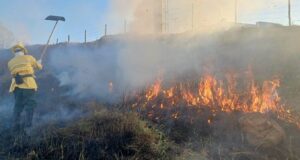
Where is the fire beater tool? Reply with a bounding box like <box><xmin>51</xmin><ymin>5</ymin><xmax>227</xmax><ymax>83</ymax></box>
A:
<box><xmin>40</xmin><ymin>15</ymin><xmax>65</xmax><ymax>60</ymax></box>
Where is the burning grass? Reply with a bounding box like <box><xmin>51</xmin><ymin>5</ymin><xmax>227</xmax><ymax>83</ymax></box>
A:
<box><xmin>121</xmin><ymin>69</ymin><xmax>300</xmax><ymax>159</ymax></box>
<box><xmin>128</xmin><ymin>69</ymin><xmax>300</xmax><ymax>128</ymax></box>
<box><xmin>2</xmin><ymin>30</ymin><xmax>300</xmax><ymax>159</ymax></box>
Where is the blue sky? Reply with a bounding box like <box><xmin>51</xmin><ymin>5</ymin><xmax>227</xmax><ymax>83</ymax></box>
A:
<box><xmin>0</xmin><ymin>0</ymin><xmax>112</xmax><ymax>44</ymax></box>
<box><xmin>1</xmin><ymin>0</ymin><xmax>300</xmax><ymax>44</ymax></box>
<box><xmin>239</xmin><ymin>0</ymin><xmax>300</xmax><ymax>25</ymax></box>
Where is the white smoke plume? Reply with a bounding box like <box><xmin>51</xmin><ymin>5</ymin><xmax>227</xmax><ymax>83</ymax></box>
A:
<box><xmin>49</xmin><ymin>34</ymin><xmax>217</xmax><ymax>101</ymax></box>
<box><xmin>48</xmin><ymin>0</ymin><xmax>297</xmax><ymax>103</ymax></box>
<box><xmin>0</xmin><ymin>23</ymin><xmax>15</xmax><ymax>49</ymax></box>
<box><xmin>48</xmin><ymin>25</ymin><xmax>300</xmax><ymax>105</ymax></box>
<box><xmin>108</xmin><ymin>0</ymin><xmax>287</xmax><ymax>34</ymax></box>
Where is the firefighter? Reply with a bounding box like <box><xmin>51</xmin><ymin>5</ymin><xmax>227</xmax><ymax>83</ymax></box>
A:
<box><xmin>8</xmin><ymin>43</ymin><xmax>42</xmax><ymax>132</ymax></box>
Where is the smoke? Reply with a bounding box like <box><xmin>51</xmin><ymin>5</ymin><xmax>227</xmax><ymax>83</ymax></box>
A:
<box><xmin>0</xmin><ymin>97</ymin><xmax>14</xmax><ymax>129</ymax></box>
<box><xmin>47</xmin><ymin>25</ymin><xmax>300</xmax><ymax>105</ymax></box>
<box><xmin>0</xmin><ymin>23</ymin><xmax>15</xmax><ymax>49</ymax></box>
<box><xmin>108</xmin><ymin>0</ymin><xmax>287</xmax><ymax>34</ymax></box>
<box><xmin>44</xmin><ymin>0</ymin><xmax>300</xmax><ymax>105</ymax></box>
<box><xmin>48</xmin><ymin>33</ymin><xmax>221</xmax><ymax>101</ymax></box>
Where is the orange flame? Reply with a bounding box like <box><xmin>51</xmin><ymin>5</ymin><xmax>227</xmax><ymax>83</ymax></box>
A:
<box><xmin>131</xmin><ymin>71</ymin><xmax>300</xmax><ymax>128</ymax></box>
<box><xmin>145</xmin><ymin>79</ymin><xmax>162</xmax><ymax>101</ymax></box>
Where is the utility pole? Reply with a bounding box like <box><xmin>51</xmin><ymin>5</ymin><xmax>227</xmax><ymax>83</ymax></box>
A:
<box><xmin>104</xmin><ymin>24</ymin><xmax>107</xmax><ymax>36</ymax></box>
<box><xmin>161</xmin><ymin>0</ymin><xmax>163</xmax><ymax>33</ymax></box>
<box><xmin>288</xmin><ymin>0</ymin><xmax>291</xmax><ymax>26</ymax></box>
<box><xmin>56</xmin><ymin>38</ymin><xmax>58</xmax><ymax>44</ymax></box>
<box><xmin>165</xmin><ymin>0</ymin><xmax>168</xmax><ymax>32</ymax></box>
<box><xmin>68</xmin><ymin>35</ymin><xmax>70</xmax><ymax>43</ymax></box>
<box><xmin>235</xmin><ymin>0</ymin><xmax>238</xmax><ymax>24</ymax></box>
<box><xmin>124</xmin><ymin>20</ymin><xmax>127</xmax><ymax>33</ymax></box>
<box><xmin>192</xmin><ymin>3</ymin><xmax>194</xmax><ymax>31</ymax></box>
<box><xmin>84</xmin><ymin>30</ymin><xmax>87</xmax><ymax>43</ymax></box>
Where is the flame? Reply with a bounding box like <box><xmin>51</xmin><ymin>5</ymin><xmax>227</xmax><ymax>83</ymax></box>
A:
<box><xmin>131</xmin><ymin>71</ymin><xmax>300</xmax><ymax>128</ymax></box>
<box><xmin>208</xmin><ymin>119</ymin><xmax>212</xmax><ymax>124</ymax></box>
<box><xmin>145</xmin><ymin>79</ymin><xmax>162</xmax><ymax>101</ymax></box>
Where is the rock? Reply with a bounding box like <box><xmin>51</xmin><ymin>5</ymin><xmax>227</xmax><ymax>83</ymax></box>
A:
<box><xmin>239</xmin><ymin>113</ymin><xmax>286</xmax><ymax>148</ymax></box>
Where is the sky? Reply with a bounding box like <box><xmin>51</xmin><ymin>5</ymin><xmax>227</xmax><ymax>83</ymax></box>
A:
<box><xmin>239</xmin><ymin>0</ymin><xmax>300</xmax><ymax>24</ymax></box>
<box><xmin>0</xmin><ymin>0</ymin><xmax>113</xmax><ymax>44</ymax></box>
<box><xmin>1</xmin><ymin>0</ymin><xmax>300</xmax><ymax>45</ymax></box>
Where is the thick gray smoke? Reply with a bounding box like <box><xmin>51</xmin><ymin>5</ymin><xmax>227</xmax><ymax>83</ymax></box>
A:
<box><xmin>48</xmin><ymin>33</ymin><xmax>217</xmax><ymax>101</ymax></box>
<box><xmin>48</xmin><ymin>26</ymin><xmax>300</xmax><ymax>105</ymax></box>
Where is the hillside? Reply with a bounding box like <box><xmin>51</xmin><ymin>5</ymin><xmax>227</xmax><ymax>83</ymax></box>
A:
<box><xmin>1</xmin><ymin>26</ymin><xmax>300</xmax><ymax>159</ymax></box>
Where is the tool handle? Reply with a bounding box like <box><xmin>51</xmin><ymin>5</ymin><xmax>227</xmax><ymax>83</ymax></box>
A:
<box><xmin>40</xmin><ymin>21</ymin><xmax>59</xmax><ymax>60</ymax></box>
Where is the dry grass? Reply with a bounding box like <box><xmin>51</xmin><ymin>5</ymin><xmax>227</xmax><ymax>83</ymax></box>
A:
<box><xmin>135</xmin><ymin>109</ymin><xmax>300</xmax><ymax>160</ymax></box>
<box><xmin>0</xmin><ymin>110</ymin><xmax>172</xmax><ymax>160</ymax></box>
<box><xmin>1</xmin><ymin>27</ymin><xmax>300</xmax><ymax>159</ymax></box>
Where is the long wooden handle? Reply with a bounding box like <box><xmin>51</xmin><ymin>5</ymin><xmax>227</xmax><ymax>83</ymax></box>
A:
<box><xmin>40</xmin><ymin>21</ymin><xmax>59</xmax><ymax>60</ymax></box>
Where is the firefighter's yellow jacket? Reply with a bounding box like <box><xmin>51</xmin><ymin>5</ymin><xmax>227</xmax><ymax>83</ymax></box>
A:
<box><xmin>8</xmin><ymin>55</ymin><xmax>43</xmax><ymax>92</ymax></box>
